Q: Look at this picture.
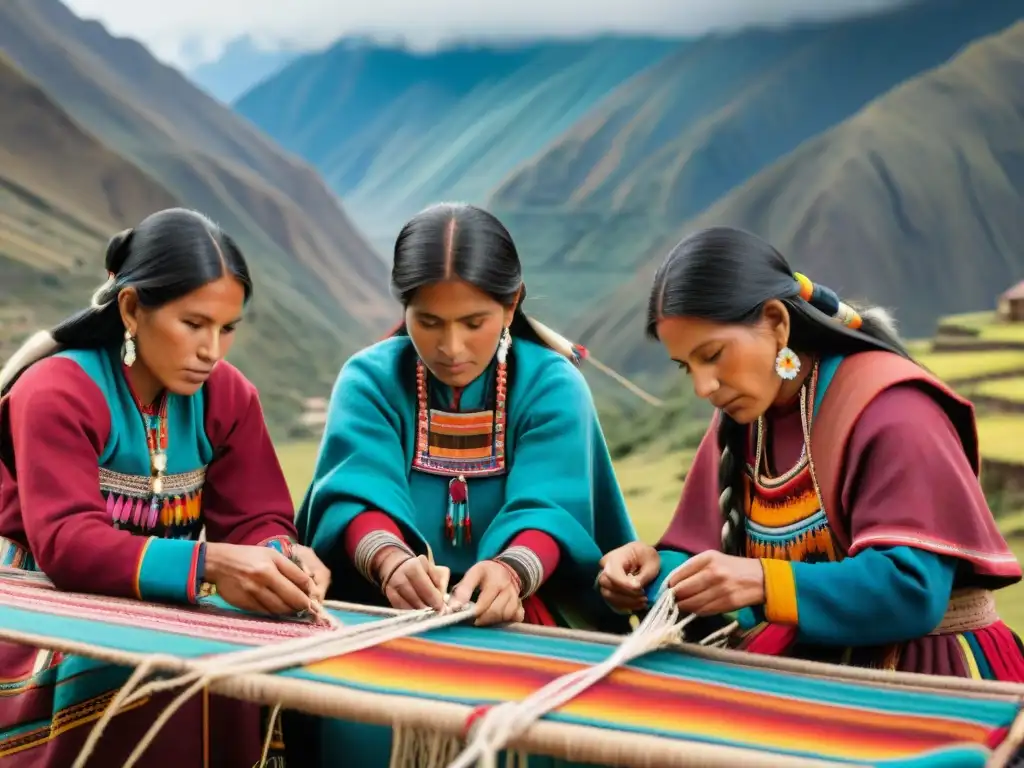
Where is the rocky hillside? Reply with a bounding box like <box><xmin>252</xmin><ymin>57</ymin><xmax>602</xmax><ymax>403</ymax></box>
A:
<box><xmin>489</xmin><ymin>0</ymin><xmax>1021</xmax><ymax>336</ymax></box>
<box><xmin>574</xmin><ymin>20</ymin><xmax>1024</xmax><ymax>380</ymax></box>
<box><xmin>0</xmin><ymin>0</ymin><xmax>395</xmax><ymax>433</ymax></box>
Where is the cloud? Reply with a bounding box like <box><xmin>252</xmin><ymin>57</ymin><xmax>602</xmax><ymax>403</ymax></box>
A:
<box><xmin>62</xmin><ymin>0</ymin><xmax>920</xmax><ymax>67</ymax></box>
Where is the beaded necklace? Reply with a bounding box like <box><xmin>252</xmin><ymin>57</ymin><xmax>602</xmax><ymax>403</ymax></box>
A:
<box><xmin>411</xmin><ymin>354</ymin><xmax>509</xmax><ymax>548</ymax></box>
<box><xmin>131</xmin><ymin>390</ymin><xmax>169</xmax><ymax>496</ymax></box>
<box><xmin>752</xmin><ymin>359</ymin><xmax>822</xmax><ymax>501</ymax></box>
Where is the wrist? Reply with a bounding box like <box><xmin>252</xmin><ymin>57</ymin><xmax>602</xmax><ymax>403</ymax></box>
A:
<box><xmin>491</xmin><ymin>559</ymin><xmax>523</xmax><ymax>595</ymax></box>
<box><xmin>372</xmin><ymin>546</ymin><xmax>411</xmax><ymax>580</ymax></box>
<box><xmin>203</xmin><ymin>542</ymin><xmax>226</xmax><ymax>583</ymax></box>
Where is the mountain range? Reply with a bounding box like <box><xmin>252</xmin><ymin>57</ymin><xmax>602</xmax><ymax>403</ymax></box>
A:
<box><xmin>233</xmin><ymin>0</ymin><xmax>1024</xmax><ymax>392</ymax></box>
<box><xmin>0</xmin><ymin>0</ymin><xmax>393</xmax><ymax>434</ymax></box>
<box><xmin>573</xmin><ymin>17</ymin><xmax>1024</xmax><ymax>377</ymax></box>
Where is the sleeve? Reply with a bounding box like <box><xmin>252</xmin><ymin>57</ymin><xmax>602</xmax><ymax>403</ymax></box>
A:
<box><xmin>760</xmin><ymin>385</ymin><xmax>972</xmax><ymax>645</ymax></box>
<box><xmin>344</xmin><ymin>510</ymin><xmax>414</xmax><ymax>584</ymax></box>
<box><xmin>295</xmin><ymin>350</ymin><xmax>426</xmax><ymax>563</ymax></box>
<box><xmin>494</xmin><ymin>529</ymin><xmax>562</xmax><ymax>598</ymax></box>
<box><xmin>201</xmin><ymin>363</ymin><xmax>298</xmax><ymax>550</ymax></box>
<box><xmin>7</xmin><ymin>358</ymin><xmax>201</xmax><ymax>603</ymax></box>
<box><xmin>762</xmin><ymin>546</ymin><xmax>956</xmax><ymax>645</ymax></box>
<box><xmin>477</xmin><ymin>358</ymin><xmax>636</xmax><ymax>585</ymax></box>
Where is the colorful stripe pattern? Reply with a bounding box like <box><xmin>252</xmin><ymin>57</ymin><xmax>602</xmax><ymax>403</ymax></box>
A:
<box><xmin>100</xmin><ymin>466</ymin><xmax>205</xmax><ymax>539</ymax></box>
<box><xmin>0</xmin><ymin>568</ymin><xmax>1018</xmax><ymax>767</ymax></box>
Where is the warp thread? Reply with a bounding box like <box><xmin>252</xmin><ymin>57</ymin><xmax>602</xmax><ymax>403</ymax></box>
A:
<box><xmin>444</xmin><ymin>586</ymin><xmax>694</xmax><ymax>768</ymax></box>
<box><xmin>73</xmin><ymin>600</ymin><xmax>477</xmax><ymax>768</ymax></box>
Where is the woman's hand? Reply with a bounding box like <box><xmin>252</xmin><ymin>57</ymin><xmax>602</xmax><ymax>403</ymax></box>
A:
<box><xmin>449</xmin><ymin>560</ymin><xmax>524</xmax><ymax>626</ymax></box>
<box><xmin>666</xmin><ymin>550</ymin><xmax>765</xmax><ymax>615</ymax></box>
<box><xmin>204</xmin><ymin>543</ymin><xmax>314</xmax><ymax>615</ymax></box>
<box><xmin>375</xmin><ymin>548</ymin><xmax>449</xmax><ymax>612</ymax></box>
<box><xmin>291</xmin><ymin>544</ymin><xmax>332</xmax><ymax>603</ymax></box>
<box><xmin>597</xmin><ymin>542</ymin><xmax>661</xmax><ymax>613</ymax></box>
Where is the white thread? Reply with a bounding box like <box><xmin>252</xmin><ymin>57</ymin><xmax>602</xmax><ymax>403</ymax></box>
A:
<box><xmin>73</xmin><ymin>602</ymin><xmax>477</xmax><ymax>768</ymax></box>
<box><xmin>447</xmin><ymin>588</ymin><xmax>692</xmax><ymax>768</ymax></box>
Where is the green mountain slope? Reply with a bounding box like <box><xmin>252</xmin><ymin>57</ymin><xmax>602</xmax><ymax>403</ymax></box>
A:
<box><xmin>0</xmin><ymin>0</ymin><xmax>394</xmax><ymax>433</ymax></box>
<box><xmin>488</xmin><ymin>0</ymin><xmax>1021</xmax><ymax>332</ymax></box>
<box><xmin>0</xmin><ymin>51</ymin><xmax>181</xmax><ymax>361</ymax></box>
<box><xmin>234</xmin><ymin>38</ymin><xmax>679</xmax><ymax>251</ymax></box>
<box><xmin>574</xmin><ymin>20</ymin><xmax>1024</xmax><ymax>380</ymax></box>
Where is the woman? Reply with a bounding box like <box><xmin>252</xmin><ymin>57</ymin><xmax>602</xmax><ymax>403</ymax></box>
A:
<box><xmin>599</xmin><ymin>226</ymin><xmax>1024</xmax><ymax>680</ymax></box>
<box><xmin>0</xmin><ymin>208</ymin><xmax>331</xmax><ymax>766</ymax></box>
<box><xmin>290</xmin><ymin>202</ymin><xmax>642</xmax><ymax>765</ymax></box>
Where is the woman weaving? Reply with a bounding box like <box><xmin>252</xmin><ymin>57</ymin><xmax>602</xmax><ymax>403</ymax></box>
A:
<box><xmin>599</xmin><ymin>226</ymin><xmax>1024</xmax><ymax>680</ymax></box>
<box><xmin>291</xmin><ymin>202</ymin><xmax>641</xmax><ymax>765</ymax></box>
<box><xmin>0</xmin><ymin>208</ymin><xmax>330</xmax><ymax>765</ymax></box>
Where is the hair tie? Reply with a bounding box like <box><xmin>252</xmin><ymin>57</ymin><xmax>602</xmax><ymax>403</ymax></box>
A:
<box><xmin>792</xmin><ymin>272</ymin><xmax>862</xmax><ymax>330</ymax></box>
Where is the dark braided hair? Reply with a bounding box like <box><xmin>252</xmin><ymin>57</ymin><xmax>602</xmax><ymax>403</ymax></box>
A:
<box><xmin>646</xmin><ymin>227</ymin><xmax>912</xmax><ymax>555</ymax></box>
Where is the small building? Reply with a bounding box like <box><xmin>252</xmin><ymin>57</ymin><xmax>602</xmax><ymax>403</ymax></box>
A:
<box><xmin>997</xmin><ymin>281</ymin><xmax>1024</xmax><ymax>323</ymax></box>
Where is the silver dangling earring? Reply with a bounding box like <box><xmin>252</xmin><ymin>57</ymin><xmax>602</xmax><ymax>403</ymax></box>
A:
<box><xmin>497</xmin><ymin>326</ymin><xmax>511</xmax><ymax>364</ymax></box>
<box><xmin>774</xmin><ymin>346</ymin><xmax>800</xmax><ymax>380</ymax></box>
<box><xmin>122</xmin><ymin>329</ymin><xmax>137</xmax><ymax>367</ymax></box>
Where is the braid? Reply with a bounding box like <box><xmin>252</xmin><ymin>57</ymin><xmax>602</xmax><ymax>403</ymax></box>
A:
<box><xmin>716</xmin><ymin>414</ymin><xmax>747</xmax><ymax>556</ymax></box>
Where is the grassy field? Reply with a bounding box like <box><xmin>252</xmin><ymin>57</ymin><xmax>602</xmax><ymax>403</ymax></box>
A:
<box><xmin>974</xmin><ymin>377</ymin><xmax>1024</xmax><ymax>403</ymax></box>
<box><xmin>976</xmin><ymin>415</ymin><xmax>1024</xmax><ymax>463</ymax></box>
<box><xmin>276</xmin><ymin>440</ymin><xmax>1024</xmax><ymax>633</ymax></box>
<box><xmin>914</xmin><ymin>349</ymin><xmax>1024</xmax><ymax>381</ymax></box>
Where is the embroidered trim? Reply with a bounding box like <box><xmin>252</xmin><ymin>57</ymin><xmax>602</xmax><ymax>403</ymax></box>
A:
<box><xmin>354</xmin><ymin>531</ymin><xmax>413</xmax><ymax>584</ymax></box>
<box><xmin>412</xmin><ymin>359</ymin><xmax>507</xmax><ymax>479</ymax></box>
<box><xmin>258</xmin><ymin>535</ymin><xmax>296</xmax><ymax>559</ymax></box>
<box><xmin>98</xmin><ymin>467</ymin><xmax>205</xmax><ymax>497</ymax></box>
<box><xmin>0</xmin><ymin>537</ymin><xmax>35</xmax><ymax>571</ymax></box>
<box><xmin>931</xmin><ymin>589</ymin><xmax>999</xmax><ymax>635</ymax></box>
<box><xmin>495</xmin><ymin>545</ymin><xmax>544</xmax><ymax>598</ymax></box>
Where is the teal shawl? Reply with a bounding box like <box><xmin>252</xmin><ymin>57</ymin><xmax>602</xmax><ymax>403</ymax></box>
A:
<box><xmin>295</xmin><ymin>335</ymin><xmax>637</xmax><ymax>629</ymax></box>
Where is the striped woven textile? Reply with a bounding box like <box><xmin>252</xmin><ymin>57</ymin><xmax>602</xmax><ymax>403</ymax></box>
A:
<box><xmin>0</xmin><ymin>567</ymin><xmax>1021</xmax><ymax>767</ymax></box>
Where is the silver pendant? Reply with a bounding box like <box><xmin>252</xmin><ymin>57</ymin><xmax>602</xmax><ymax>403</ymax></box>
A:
<box><xmin>151</xmin><ymin>452</ymin><xmax>167</xmax><ymax>473</ymax></box>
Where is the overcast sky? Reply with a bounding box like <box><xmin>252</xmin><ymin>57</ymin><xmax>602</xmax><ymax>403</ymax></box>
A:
<box><xmin>63</xmin><ymin>0</ymin><xmax>919</xmax><ymax>68</ymax></box>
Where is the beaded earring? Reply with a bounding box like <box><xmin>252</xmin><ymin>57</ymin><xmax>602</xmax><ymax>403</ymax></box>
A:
<box><xmin>497</xmin><ymin>326</ymin><xmax>511</xmax><ymax>364</ymax></box>
<box><xmin>122</xmin><ymin>329</ymin><xmax>137</xmax><ymax>368</ymax></box>
<box><xmin>775</xmin><ymin>346</ymin><xmax>800</xmax><ymax>380</ymax></box>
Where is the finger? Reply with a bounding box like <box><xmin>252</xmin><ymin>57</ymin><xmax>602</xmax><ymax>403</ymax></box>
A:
<box><xmin>450</xmin><ymin>568</ymin><xmax>485</xmax><ymax>608</ymax></box>
<box><xmin>477</xmin><ymin>589</ymin><xmax>514</xmax><ymax>626</ymax></box>
<box><xmin>666</xmin><ymin>550</ymin><xmax>714</xmax><ymax>588</ymax></box>
<box><xmin>271</xmin><ymin>552</ymin><xmax>314</xmax><ymax>594</ymax></box>
<box><xmin>676</xmin><ymin>584</ymin><xmax>727</xmax><ymax>616</ymax></box>
<box><xmin>407</xmin><ymin>564</ymin><xmax>446</xmax><ymax>612</ymax></box>
<box><xmin>600</xmin><ymin>562</ymin><xmax>644</xmax><ymax>594</ymax></box>
<box><xmin>637</xmin><ymin>551</ymin><xmax>662</xmax><ymax>583</ymax></box>
<box><xmin>598</xmin><ymin>575</ymin><xmax>649</xmax><ymax>605</ymax></box>
<box><xmin>599</xmin><ymin>588</ymin><xmax>645</xmax><ymax>614</ymax></box>
<box><xmin>670</xmin><ymin>569</ymin><xmax>716</xmax><ymax>603</ymax></box>
<box><xmin>264</xmin><ymin>570</ymin><xmax>316</xmax><ymax>613</ymax></box>
<box><xmin>251</xmin><ymin>585</ymin><xmax>294</xmax><ymax>616</ymax></box>
<box><xmin>428</xmin><ymin>563</ymin><xmax>451</xmax><ymax>596</ymax></box>
<box><xmin>472</xmin><ymin>582</ymin><xmax>503</xmax><ymax>624</ymax></box>
<box><xmin>392</xmin><ymin>575</ymin><xmax>431</xmax><ymax>610</ymax></box>
<box><xmin>386</xmin><ymin>586</ymin><xmax>414</xmax><ymax>610</ymax></box>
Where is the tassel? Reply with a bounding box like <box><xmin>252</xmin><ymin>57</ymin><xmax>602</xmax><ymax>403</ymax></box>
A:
<box><xmin>448</xmin><ymin>476</ymin><xmax>470</xmax><ymax>547</ymax></box>
<box><xmin>131</xmin><ymin>497</ymin><xmax>144</xmax><ymax>528</ymax></box>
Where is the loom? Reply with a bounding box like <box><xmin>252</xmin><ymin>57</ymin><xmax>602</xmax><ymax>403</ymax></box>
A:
<box><xmin>0</xmin><ymin>566</ymin><xmax>1021</xmax><ymax>768</ymax></box>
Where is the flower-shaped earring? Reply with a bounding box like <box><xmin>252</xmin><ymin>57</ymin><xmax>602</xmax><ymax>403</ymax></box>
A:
<box><xmin>775</xmin><ymin>346</ymin><xmax>800</xmax><ymax>380</ymax></box>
